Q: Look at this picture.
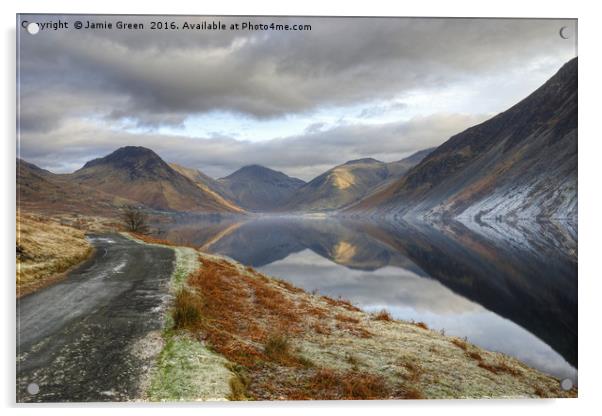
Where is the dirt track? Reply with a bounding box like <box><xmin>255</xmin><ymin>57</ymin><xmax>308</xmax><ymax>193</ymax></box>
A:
<box><xmin>16</xmin><ymin>233</ymin><xmax>174</xmax><ymax>402</ymax></box>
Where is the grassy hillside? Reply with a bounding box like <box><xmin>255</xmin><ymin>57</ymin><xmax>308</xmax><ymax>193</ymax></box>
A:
<box><xmin>17</xmin><ymin>214</ymin><xmax>93</xmax><ymax>297</ymax></box>
<box><xmin>131</xmin><ymin>234</ymin><xmax>576</xmax><ymax>401</ymax></box>
<box><xmin>71</xmin><ymin>147</ymin><xmax>245</xmax><ymax>213</ymax></box>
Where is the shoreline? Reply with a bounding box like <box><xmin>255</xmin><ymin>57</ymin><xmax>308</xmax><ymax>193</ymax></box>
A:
<box><xmin>130</xmin><ymin>232</ymin><xmax>577</xmax><ymax>401</ymax></box>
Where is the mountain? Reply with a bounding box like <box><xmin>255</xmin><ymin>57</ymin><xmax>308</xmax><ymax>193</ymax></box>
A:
<box><xmin>18</xmin><ymin>159</ymin><xmax>74</xmax><ymax>213</ymax></box>
<box><xmin>350</xmin><ymin>58</ymin><xmax>577</xmax><ymax>220</ymax></box>
<box><xmin>385</xmin><ymin>148</ymin><xmax>434</xmax><ymax>178</ymax></box>
<box><xmin>17</xmin><ymin>159</ymin><xmax>133</xmax><ymax>215</ymax></box>
<box><xmin>218</xmin><ymin>165</ymin><xmax>306</xmax><ymax>212</ymax></box>
<box><xmin>70</xmin><ymin>146</ymin><xmax>243</xmax><ymax>213</ymax></box>
<box><xmin>169</xmin><ymin>163</ymin><xmax>245</xmax><ymax>213</ymax></box>
<box><xmin>283</xmin><ymin>149</ymin><xmax>433</xmax><ymax>212</ymax></box>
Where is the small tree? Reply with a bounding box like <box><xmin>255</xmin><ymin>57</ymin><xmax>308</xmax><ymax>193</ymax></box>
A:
<box><xmin>121</xmin><ymin>205</ymin><xmax>149</xmax><ymax>234</ymax></box>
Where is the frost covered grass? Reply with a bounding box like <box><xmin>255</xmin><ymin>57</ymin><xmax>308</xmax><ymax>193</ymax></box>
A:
<box><xmin>147</xmin><ymin>335</ymin><xmax>231</xmax><ymax>401</ymax></box>
<box><xmin>16</xmin><ymin>214</ymin><xmax>93</xmax><ymax>296</ymax></box>
<box><xmin>133</xmin><ymin>233</ymin><xmax>577</xmax><ymax>400</ymax></box>
<box><xmin>171</xmin><ymin>248</ymin><xmax>199</xmax><ymax>292</ymax></box>
<box><xmin>149</xmin><ymin>249</ymin><xmax>235</xmax><ymax>401</ymax></box>
<box><xmin>127</xmin><ymin>234</ymin><xmax>234</xmax><ymax>401</ymax></box>
<box><xmin>174</xmin><ymin>253</ymin><xmax>576</xmax><ymax>400</ymax></box>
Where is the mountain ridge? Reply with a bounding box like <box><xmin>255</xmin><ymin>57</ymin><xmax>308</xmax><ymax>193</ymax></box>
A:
<box><xmin>348</xmin><ymin>57</ymin><xmax>577</xmax><ymax>220</ymax></box>
<box><xmin>70</xmin><ymin>146</ymin><xmax>244</xmax><ymax>213</ymax></box>
<box><xmin>283</xmin><ymin>149</ymin><xmax>434</xmax><ymax>212</ymax></box>
<box><xmin>217</xmin><ymin>165</ymin><xmax>306</xmax><ymax>212</ymax></box>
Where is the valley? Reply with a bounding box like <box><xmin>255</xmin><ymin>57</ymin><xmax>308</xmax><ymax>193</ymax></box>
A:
<box><xmin>17</xmin><ymin>59</ymin><xmax>577</xmax><ymax>222</ymax></box>
<box><xmin>16</xmin><ymin>57</ymin><xmax>578</xmax><ymax>401</ymax></box>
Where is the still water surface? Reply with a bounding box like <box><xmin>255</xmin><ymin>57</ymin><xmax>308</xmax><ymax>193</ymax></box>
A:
<box><xmin>153</xmin><ymin>215</ymin><xmax>577</xmax><ymax>382</ymax></box>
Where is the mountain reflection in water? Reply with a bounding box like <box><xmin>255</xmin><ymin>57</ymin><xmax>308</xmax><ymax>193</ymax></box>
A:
<box><xmin>152</xmin><ymin>215</ymin><xmax>577</xmax><ymax>382</ymax></box>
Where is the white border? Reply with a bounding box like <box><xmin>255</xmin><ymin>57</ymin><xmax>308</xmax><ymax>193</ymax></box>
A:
<box><xmin>2</xmin><ymin>1</ymin><xmax>601</xmax><ymax>415</ymax></box>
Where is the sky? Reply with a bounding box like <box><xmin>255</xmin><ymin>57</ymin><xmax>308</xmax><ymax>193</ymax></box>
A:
<box><xmin>17</xmin><ymin>15</ymin><xmax>577</xmax><ymax>180</ymax></box>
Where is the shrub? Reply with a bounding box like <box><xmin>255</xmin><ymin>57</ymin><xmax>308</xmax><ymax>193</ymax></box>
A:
<box><xmin>374</xmin><ymin>309</ymin><xmax>392</xmax><ymax>321</ymax></box>
<box><xmin>263</xmin><ymin>334</ymin><xmax>291</xmax><ymax>361</ymax></box>
<box><xmin>227</xmin><ymin>363</ymin><xmax>250</xmax><ymax>401</ymax></box>
<box><xmin>414</xmin><ymin>321</ymin><xmax>429</xmax><ymax>330</ymax></box>
<box><xmin>172</xmin><ymin>289</ymin><xmax>202</xmax><ymax>329</ymax></box>
<box><xmin>400</xmin><ymin>360</ymin><xmax>423</xmax><ymax>383</ymax></box>
<box><xmin>466</xmin><ymin>350</ymin><xmax>483</xmax><ymax>361</ymax></box>
<box><xmin>121</xmin><ymin>205</ymin><xmax>149</xmax><ymax>234</ymax></box>
<box><xmin>335</xmin><ymin>313</ymin><xmax>360</xmax><ymax>324</ymax></box>
<box><xmin>477</xmin><ymin>357</ymin><xmax>521</xmax><ymax>377</ymax></box>
<box><xmin>307</xmin><ymin>369</ymin><xmax>391</xmax><ymax>400</ymax></box>
<box><xmin>451</xmin><ymin>338</ymin><xmax>468</xmax><ymax>351</ymax></box>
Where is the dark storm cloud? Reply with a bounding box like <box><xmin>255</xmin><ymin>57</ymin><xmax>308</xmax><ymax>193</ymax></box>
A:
<box><xmin>17</xmin><ymin>15</ymin><xmax>576</xmax><ymax>178</ymax></box>
<box><xmin>18</xmin><ymin>16</ymin><xmax>576</xmax><ymax>129</ymax></box>
<box><xmin>19</xmin><ymin>113</ymin><xmax>486</xmax><ymax>180</ymax></box>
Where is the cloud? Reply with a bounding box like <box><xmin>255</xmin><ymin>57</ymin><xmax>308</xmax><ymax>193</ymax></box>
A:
<box><xmin>18</xmin><ymin>16</ymin><xmax>576</xmax><ymax>129</ymax></box>
<box><xmin>303</xmin><ymin>122</ymin><xmax>326</xmax><ymax>134</ymax></box>
<box><xmin>17</xmin><ymin>15</ymin><xmax>576</xmax><ymax>180</ymax></box>
<box><xmin>357</xmin><ymin>102</ymin><xmax>407</xmax><ymax>119</ymax></box>
<box><xmin>19</xmin><ymin>112</ymin><xmax>487</xmax><ymax>180</ymax></box>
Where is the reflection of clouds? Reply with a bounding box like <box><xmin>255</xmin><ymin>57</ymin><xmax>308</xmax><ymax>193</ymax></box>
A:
<box><xmin>160</xmin><ymin>217</ymin><xmax>577</xmax><ymax>381</ymax></box>
<box><xmin>260</xmin><ymin>249</ymin><xmax>576</xmax><ymax>381</ymax></box>
<box><xmin>260</xmin><ymin>249</ymin><xmax>480</xmax><ymax>315</ymax></box>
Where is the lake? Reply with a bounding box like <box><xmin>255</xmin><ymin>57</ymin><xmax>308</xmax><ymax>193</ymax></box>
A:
<box><xmin>152</xmin><ymin>215</ymin><xmax>577</xmax><ymax>383</ymax></box>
